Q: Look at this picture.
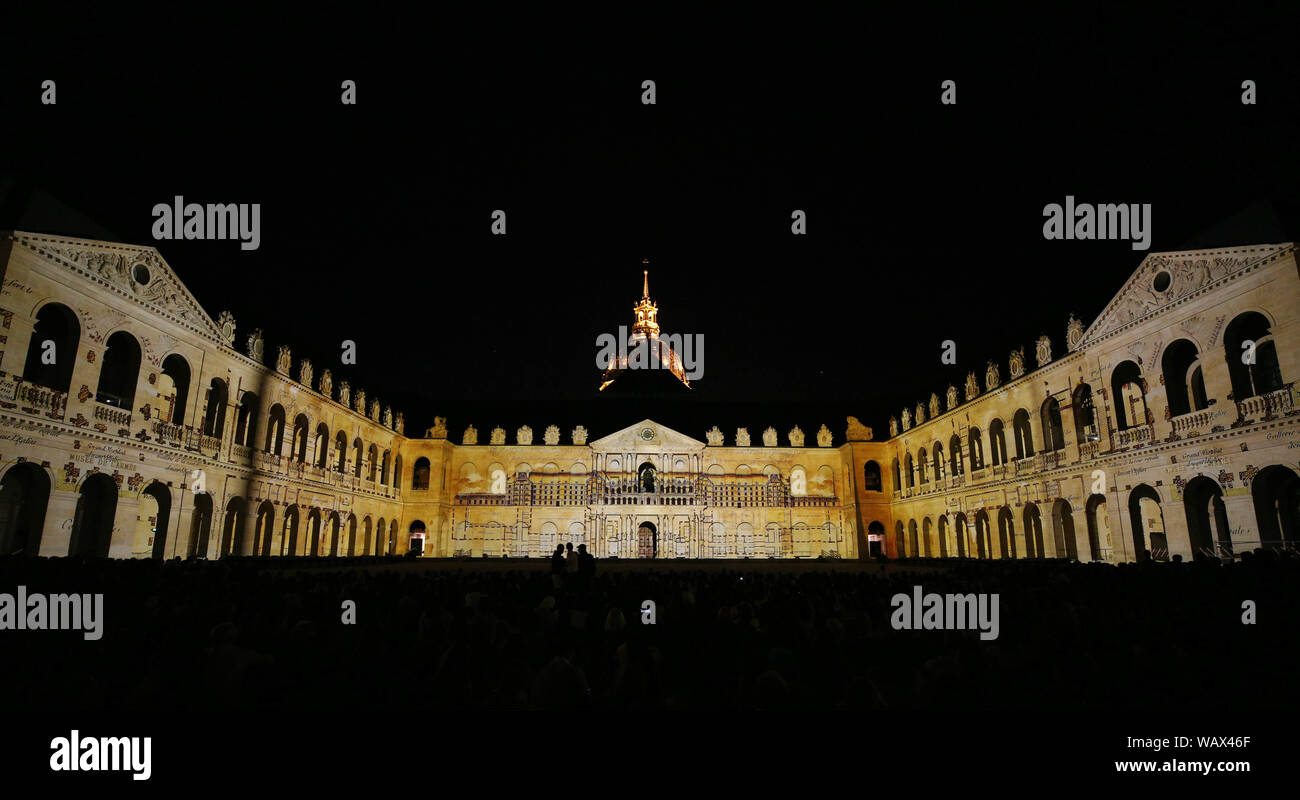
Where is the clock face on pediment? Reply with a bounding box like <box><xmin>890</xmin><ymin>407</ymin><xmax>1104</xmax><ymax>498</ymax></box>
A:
<box><xmin>639</xmin><ymin>426</ymin><xmax>655</xmax><ymax>441</ymax></box>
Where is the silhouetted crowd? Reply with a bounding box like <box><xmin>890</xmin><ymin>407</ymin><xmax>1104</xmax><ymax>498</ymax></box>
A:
<box><xmin>2</xmin><ymin>549</ymin><xmax>1298</xmax><ymax>711</ymax></box>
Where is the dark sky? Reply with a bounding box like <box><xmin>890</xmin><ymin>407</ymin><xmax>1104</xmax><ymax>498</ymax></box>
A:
<box><xmin>1</xmin><ymin>7</ymin><xmax>1297</xmax><ymax>441</ymax></box>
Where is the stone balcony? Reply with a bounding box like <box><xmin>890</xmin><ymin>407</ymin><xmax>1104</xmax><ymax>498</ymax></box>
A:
<box><xmin>92</xmin><ymin>401</ymin><xmax>132</xmax><ymax>434</ymax></box>
<box><xmin>1170</xmin><ymin>408</ymin><xmax>1216</xmax><ymax>437</ymax></box>
<box><xmin>1236</xmin><ymin>384</ymin><xmax>1296</xmax><ymax>424</ymax></box>
<box><xmin>1037</xmin><ymin>450</ymin><xmax>1063</xmax><ymax>471</ymax></box>
<box><xmin>153</xmin><ymin>419</ymin><xmax>184</xmax><ymax>446</ymax></box>
<box><xmin>0</xmin><ymin>372</ymin><xmax>68</xmax><ymax>420</ymax></box>
<box><xmin>1115</xmin><ymin>425</ymin><xmax>1152</xmax><ymax>448</ymax></box>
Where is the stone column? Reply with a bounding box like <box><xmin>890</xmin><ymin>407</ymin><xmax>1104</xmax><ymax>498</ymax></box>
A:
<box><xmin>109</xmin><ymin>494</ymin><xmax>141</xmax><ymax>559</ymax></box>
<box><xmin>1223</xmin><ymin>495</ymin><xmax>1258</xmax><ymax>552</ymax></box>
<box><xmin>1</xmin><ymin>309</ymin><xmax>37</xmax><ymax>377</ymax></box>
<box><xmin>40</xmin><ymin>488</ymin><xmax>80</xmax><ymax>556</ymax></box>
<box><xmin>1162</xmin><ymin>499</ymin><xmax>1194</xmax><ymax>561</ymax></box>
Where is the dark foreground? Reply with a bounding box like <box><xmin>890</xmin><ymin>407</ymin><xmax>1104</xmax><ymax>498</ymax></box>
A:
<box><xmin>2</xmin><ymin>553</ymin><xmax>1297</xmax><ymax>711</ymax></box>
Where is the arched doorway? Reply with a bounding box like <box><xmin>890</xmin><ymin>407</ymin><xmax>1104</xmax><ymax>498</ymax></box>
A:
<box><xmin>866</xmin><ymin>520</ymin><xmax>885</xmax><ymax>558</ymax></box>
<box><xmin>937</xmin><ymin>515</ymin><xmax>949</xmax><ymax>558</ymax></box>
<box><xmin>327</xmin><ymin>513</ymin><xmax>342</xmax><ymax>556</ymax></box>
<box><xmin>346</xmin><ymin>514</ymin><xmax>358</xmax><ymax>556</ymax></box>
<box><xmin>253</xmin><ymin>500</ymin><xmax>275</xmax><ymax>556</ymax></box>
<box><xmin>188</xmin><ymin>493</ymin><xmax>213</xmax><ymax>558</ymax></box>
<box><xmin>894</xmin><ymin>520</ymin><xmax>905</xmax><ymax>558</ymax></box>
<box><xmin>282</xmin><ymin>505</ymin><xmax>300</xmax><ymax>556</ymax></box>
<box><xmin>954</xmin><ymin>513</ymin><xmax>968</xmax><ymax>558</ymax></box>
<box><xmin>1128</xmin><ymin>484</ymin><xmax>1166</xmax><ymax>561</ymax></box>
<box><xmin>922</xmin><ymin>517</ymin><xmax>934</xmax><ymax>557</ymax></box>
<box><xmin>637</xmin><ymin>521</ymin><xmax>658</xmax><ymax>558</ymax></box>
<box><xmin>375</xmin><ymin>517</ymin><xmax>386</xmax><ymax>555</ymax></box>
<box><xmin>220</xmin><ymin>497</ymin><xmax>247</xmax><ymax>557</ymax></box>
<box><xmin>307</xmin><ymin>509</ymin><xmax>323</xmax><ymax>556</ymax></box>
<box><xmin>1051</xmin><ymin>499</ymin><xmax>1077</xmax><ymax>559</ymax></box>
<box><xmin>907</xmin><ymin>519</ymin><xmax>919</xmax><ymax>557</ymax></box>
<box><xmin>1183</xmin><ymin>476</ymin><xmax>1229</xmax><ymax>557</ymax></box>
<box><xmin>138</xmin><ymin>481</ymin><xmax>172</xmax><ymax>560</ymax></box>
<box><xmin>70</xmin><ymin>473</ymin><xmax>118</xmax><ymax>557</ymax></box>
<box><xmin>974</xmin><ymin>510</ymin><xmax>991</xmax><ymax>558</ymax></box>
<box><xmin>1084</xmin><ymin>494</ymin><xmax>1109</xmax><ymax>561</ymax></box>
<box><xmin>1251</xmin><ymin>465</ymin><xmax>1300</xmax><ymax>549</ymax></box>
<box><xmin>1023</xmin><ymin>504</ymin><xmax>1044</xmax><ymax>558</ymax></box>
<box><xmin>0</xmin><ymin>463</ymin><xmax>51</xmax><ymax>556</ymax></box>
<box><xmin>408</xmin><ymin>520</ymin><xmax>427</xmax><ymax>556</ymax></box>
<box><xmin>997</xmin><ymin>507</ymin><xmax>1016</xmax><ymax>559</ymax></box>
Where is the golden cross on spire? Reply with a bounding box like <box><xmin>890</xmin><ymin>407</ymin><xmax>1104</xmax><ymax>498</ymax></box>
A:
<box><xmin>641</xmin><ymin>259</ymin><xmax>650</xmax><ymax>299</ymax></box>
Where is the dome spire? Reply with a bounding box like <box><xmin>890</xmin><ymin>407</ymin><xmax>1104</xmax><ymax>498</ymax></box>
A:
<box><xmin>631</xmin><ymin>258</ymin><xmax>660</xmax><ymax>339</ymax></box>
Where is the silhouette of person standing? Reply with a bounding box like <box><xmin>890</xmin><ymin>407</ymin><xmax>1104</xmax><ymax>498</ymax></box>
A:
<box><xmin>551</xmin><ymin>544</ymin><xmax>566</xmax><ymax>589</ymax></box>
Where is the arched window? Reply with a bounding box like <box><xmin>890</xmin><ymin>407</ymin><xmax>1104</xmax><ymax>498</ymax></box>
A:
<box><xmin>1012</xmin><ymin>409</ymin><xmax>1034</xmax><ymax>458</ymax></box>
<box><xmin>948</xmin><ymin>434</ymin><xmax>963</xmax><ymax>476</ymax></box>
<box><xmin>932</xmin><ymin>442</ymin><xmax>944</xmax><ymax>481</ymax></box>
<box><xmin>988</xmin><ymin>419</ymin><xmax>1008</xmax><ymax>466</ymax></box>
<box><xmin>638</xmin><ymin>462</ymin><xmax>657</xmax><ymax>492</ymax></box>
<box><xmin>412</xmin><ymin>457</ymin><xmax>431</xmax><ymax>490</ymax></box>
<box><xmin>904</xmin><ymin>453</ymin><xmax>915</xmax><ymax>488</ymax></box>
<box><xmin>367</xmin><ymin>444</ymin><xmax>379</xmax><ymax>481</ymax></box>
<box><xmin>967</xmin><ymin>427</ymin><xmax>984</xmax><ymax>470</ymax></box>
<box><xmin>335</xmin><ymin>431</ymin><xmax>347</xmax><ymax>471</ymax></box>
<box><xmin>95</xmin><ymin>330</ymin><xmax>141</xmax><ymax>409</ymax></box>
<box><xmin>352</xmin><ymin>438</ymin><xmax>363</xmax><ymax>477</ymax></box>
<box><xmin>234</xmin><ymin>392</ymin><xmax>258</xmax><ymax>447</ymax></box>
<box><xmin>917</xmin><ymin>449</ymin><xmax>928</xmax><ymax>483</ymax></box>
<box><xmin>161</xmin><ymin>354</ymin><xmax>190</xmax><ymax>425</ymax></box>
<box><xmin>22</xmin><ymin>303</ymin><xmax>79</xmax><ymax>393</ymax></box>
<box><xmin>1162</xmin><ymin>339</ymin><xmax>1207</xmax><ymax>417</ymax></box>
<box><xmin>314</xmin><ymin>423</ymin><xmax>330</xmax><ymax>467</ymax></box>
<box><xmin>1073</xmin><ymin>384</ymin><xmax>1097</xmax><ymax>443</ymax></box>
<box><xmin>264</xmin><ymin>404</ymin><xmax>286</xmax><ymax>454</ymax></box>
<box><xmin>1225</xmin><ymin>312</ymin><xmax>1284</xmax><ymax>400</ymax></box>
<box><xmin>890</xmin><ymin>459</ymin><xmax>901</xmax><ymax>490</ymax></box>
<box><xmin>291</xmin><ymin>414</ymin><xmax>309</xmax><ymax>462</ymax></box>
<box><xmin>393</xmin><ymin>456</ymin><xmax>403</xmax><ymax>489</ymax></box>
<box><xmin>381</xmin><ymin>450</ymin><xmax>391</xmax><ymax>485</ymax></box>
<box><xmin>1041</xmin><ymin>398</ymin><xmax>1064</xmax><ymax>451</ymax></box>
<box><xmin>862</xmin><ymin>461</ymin><xmax>881</xmax><ymax>491</ymax></box>
<box><xmin>1111</xmin><ymin>360</ymin><xmax>1147</xmax><ymax>430</ymax></box>
<box><xmin>202</xmin><ymin>379</ymin><xmax>228</xmax><ymax>438</ymax></box>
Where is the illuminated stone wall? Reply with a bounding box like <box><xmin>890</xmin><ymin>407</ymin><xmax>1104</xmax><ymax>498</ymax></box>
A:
<box><xmin>1</xmin><ymin>232</ymin><xmax>1294</xmax><ymax>563</ymax></box>
<box><xmin>882</xmin><ymin>244</ymin><xmax>1300</xmax><ymax>562</ymax></box>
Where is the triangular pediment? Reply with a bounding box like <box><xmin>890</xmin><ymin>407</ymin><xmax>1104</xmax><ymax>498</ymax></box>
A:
<box><xmin>12</xmin><ymin>231</ymin><xmax>230</xmax><ymax>346</ymax></box>
<box><xmin>589</xmin><ymin>418</ymin><xmax>705</xmax><ymax>450</ymax></box>
<box><xmin>1076</xmin><ymin>243</ymin><xmax>1292</xmax><ymax>348</ymax></box>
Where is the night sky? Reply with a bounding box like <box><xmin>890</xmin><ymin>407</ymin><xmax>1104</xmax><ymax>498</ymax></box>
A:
<box><xmin>1</xmin><ymin>7</ymin><xmax>1297</xmax><ymax>441</ymax></box>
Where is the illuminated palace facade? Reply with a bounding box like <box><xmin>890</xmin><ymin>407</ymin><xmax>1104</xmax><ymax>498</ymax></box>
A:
<box><xmin>0</xmin><ymin>230</ymin><xmax>1296</xmax><ymax>562</ymax></box>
